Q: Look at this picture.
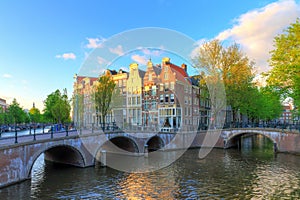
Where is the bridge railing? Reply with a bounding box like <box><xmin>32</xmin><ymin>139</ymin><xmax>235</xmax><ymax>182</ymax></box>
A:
<box><xmin>1</xmin><ymin>121</ymin><xmax>299</xmax><ymax>147</ymax></box>
<box><xmin>0</xmin><ymin>123</ymin><xmax>78</xmax><ymax>146</ymax></box>
<box><xmin>223</xmin><ymin>122</ymin><xmax>300</xmax><ymax>133</ymax></box>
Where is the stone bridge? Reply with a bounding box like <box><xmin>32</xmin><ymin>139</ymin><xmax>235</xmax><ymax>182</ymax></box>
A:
<box><xmin>0</xmin><ymin>128</ymin><xmax>299</xmax><ymax>188</ymax></box>
<box><xmin>222</xmin><ymin>128</ymin><xmax>300</xmax><ymax>153</ymax></box>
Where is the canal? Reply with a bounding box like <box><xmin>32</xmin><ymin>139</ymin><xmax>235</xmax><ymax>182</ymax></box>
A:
<box><xmin>1</xmin><ymin>134</ymin><xmax>300</xmax><ymax>199</ymax></box>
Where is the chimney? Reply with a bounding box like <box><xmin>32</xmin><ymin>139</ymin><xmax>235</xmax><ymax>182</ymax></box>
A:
<box><xmin>181</xmin><ymin>63</ymin><xmax>187</xmax><ymax>72</ymax></box>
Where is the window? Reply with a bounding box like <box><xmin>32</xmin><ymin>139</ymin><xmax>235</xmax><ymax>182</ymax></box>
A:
<box><xmin>165</xmin><ymin>83</ymin><xmax>169</xmax><ymax>90</ymax></box>
<box><xmin>151</xmin><ymin>85</ymin><xmax>156</xmax><ymax>96</ymax></box>
<box><xmin>160</xmin><ymin>84</ymin><xmax>164</xmax><ymax>91</ymax></box>
<box><xmin>164</xmin><ymin>72</ymin><xmax>168</xmax><ymax>80</ymax></box>
<box><xmin>149</xmin><ymin>73</ymin><xmax>152</xmax><ymax>81</ymax></box>
<box><xmin>144</xmin><ymin>100</ymin><xmax>149</xmax><ymax>109</ymax></box>
<box><xmin>160</xmin><ymin>95</ymin><xmax>164</xmax><ymax>103</ymax></box>
<box><xmin>170</xmin><ymin>82</ymin><xmax>175</xmax><ymax>90</ymax></box>
<box><xmin>137</xmin><ymin>96</ymin><xmax>140</xmax><ymax>104</ymax></box>
<box><xmin>184</xmin><ymin>96</ymin><xmax>188</xmax><ymax>104</ymax></box>
<box><xmin>151</xmin><ymin>100</ymin><xmax>157</xmax><ymax>109</ymax></box>
<box><xmin>165</xmin><ymin>94</ymin><xmax>169</xmax><ymax>103</ymax></box>
<box><xmin>132</xmin><ymin>97</ymin><xmax>136</xmax><ymax>105</ymax></box>
<box><xmin>170</xmin><ymin>94</ymin><xmax>175</xmax><ymax>103</ymax></box>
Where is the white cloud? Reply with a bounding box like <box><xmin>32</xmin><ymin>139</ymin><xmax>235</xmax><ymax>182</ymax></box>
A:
<box><xmin>109</xmin><ymin>45</ymin><xmax>124</xmax><ymax>56</ymax></box>
<box><xmin>190</xmin><ymin>38</ymin><xmax>209</xmax><ymax>59</ymax></box>
<box><xmin>3</xmin><ymin>74</ymin><xmax>12</xmax><ymax>78</ymax></box>
<box><xmin>216</xmin><ymin>0</ymin><xmax>300</xmax><ymax>73</ymax></box>
<box><xmin>131</xmin><ymin>54</ymin><xmax>148</xmax><ymax>65</ymax></box>
<box><xmin>138</xmin><ymin>47</ymin><xmax>163</xmax><ymax>57</ymax></box>
<box><xmin>137</xmin><ymin>46</ymin><xmax>164</xmax><ymax>57</ymax></box>
<box><xmin>97</xmin><ymin>56</ymin><xmax>108</xmax><ymax>65</ymax></box>
<box><xmin>85</xmin><ymin>37</ymin><xmax>106</xmax><ymax>48</ymax></box>
<box><xmin>56</xmin><ymin>52</ymin><xmax>76</xmax><ymax>60</ymax></box>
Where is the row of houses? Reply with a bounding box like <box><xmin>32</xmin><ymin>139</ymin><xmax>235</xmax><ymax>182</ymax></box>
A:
<box><xmin>73</xmin><ymin>57</ymin><xmax>211</xmax><ymax>132</ymax></box>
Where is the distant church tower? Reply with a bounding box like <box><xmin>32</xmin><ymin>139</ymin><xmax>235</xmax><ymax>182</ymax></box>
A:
<box><xmin>33</xmin><ymin>102</ymin><xmax>35</xmax><ymax>108</ymax></box>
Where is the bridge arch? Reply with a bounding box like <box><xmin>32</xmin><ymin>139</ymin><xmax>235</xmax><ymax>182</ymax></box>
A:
<box><xmin>94</xmin><ymin>136</ymin><xmax>140</xmax><ymax>164</ymax></box>
<box><xmin>27</xmin><ymin>144</ymin><xmax>86</xmax><ymax>178</ymax></box>
<box><xmin>146</xmin><ymin>136</ymin><xmax>165</xmax><ymax>152</ymax></box>
<box><xmin>225</xmin><ymin>131</ymin><xmax>277</xmax><ymax>150</ymax></box>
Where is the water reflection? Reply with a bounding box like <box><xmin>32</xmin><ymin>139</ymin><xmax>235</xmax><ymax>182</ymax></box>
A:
<box><xmin>1</xmin><ymin>134</ymin><xmax>300</xmax><ymax>199</ymax></box>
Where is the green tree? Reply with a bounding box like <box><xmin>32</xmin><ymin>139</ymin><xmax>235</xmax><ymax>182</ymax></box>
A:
<box><xmin>72</xmin><ymin>92</ymin><xmax>84</xmax><ymax>127</ymax></box>
<box><xmin>94</xmin><ymin>74</ymin><xmax>116</xmax><ymax>127</ymax></box>
<box><xmin>266</xmin><ymin>19</ymin><xmax>300</xmax><ymax>113</ymax></box>
<box><xmin>7</xmin><ymin>98</ymin><xmax>25</xmax><ymax>124</ymax></box>
<box><xmin>29</xmin><ymin>107</ymin><xmax>41</xmax><ymax>123</ymax></box>
<box><xmin>0</xmin><ymin>107</ymin><xmax>5</xmax><ymax>125</ymax></box>
<box><xmin>239</xmin><ymin>86</ymin><xmax>281</xmax><ymax>122</ymax></box>
<box><xmin>193</xmin><ymin>39</ymin><xmax>254</xmax><ymax>124</ymax></box>
<box><xmin>43</xmin><ymin>89</ymin><xmax>71</xmax><ymax>123</ymax></box>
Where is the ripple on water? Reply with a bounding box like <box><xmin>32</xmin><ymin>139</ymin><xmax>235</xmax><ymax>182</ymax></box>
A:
<box><xmin>1</xmin><ymin>140</ymin><xmax>300</xmax><ymax>199</ymax></box>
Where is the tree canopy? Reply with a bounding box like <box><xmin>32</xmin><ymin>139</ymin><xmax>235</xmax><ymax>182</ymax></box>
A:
<box><xmin>7</xmin><ymin>98</ymin><xmax>28</xmax><ymax>124</ymax></box>
<box><xmin>266</xmin><ymin>18</ymin><xmax>300</xmax><ymax>113</ymax></box>
<box><xmin>43</xmin><ymin>89</ymin><xmax>71</xmax><ymax>123</ymax></box>
<box><xmin>94</xmin><ymin>74</ymin><xmax>116</xmax><ymax>126</ymax></box>
<box><xmin>29</xmin><ymin>106</ymin><xmax>41</xmax><ymax>123</ymax></box>
<box><xmin>193</xmin><ymin>39</ymin><xmax>254</xmax><ymax>123</ymax></box>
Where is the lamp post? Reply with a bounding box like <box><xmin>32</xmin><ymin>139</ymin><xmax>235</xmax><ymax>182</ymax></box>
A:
<box><xmin>14</xmin><ymin>124</ymin><xmax>18</xmax><ymax>144</ymax></box>
<box><xmin>33</xmin><ymin>123</ymin><xmax>36</xmax><ymax>141</ymax></box>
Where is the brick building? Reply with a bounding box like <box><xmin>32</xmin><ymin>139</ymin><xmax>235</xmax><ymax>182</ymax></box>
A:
<box><xmin>72</xmin><ymin>57</ymin><xmax>211</xmax><ymax>132</ymax></box>
<box><xmin>0</xmin><ymin>98</ymin><xmax>7</xmax><ymax>112</ymax></box>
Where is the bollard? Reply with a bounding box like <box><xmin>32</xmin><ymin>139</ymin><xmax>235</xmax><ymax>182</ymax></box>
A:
<box><xmin>51</xmin><ymin>127</ymin><xmax>53</xmax><ymax>139</ymax></box>
<box><xmin>144</xmin><ymin>145</ymin><xmax>149</xmax><ymax>157</ymax></box>
<box><xmin>274</xmin><ymin>142</ymin><xmax>278</xmax><ymax>153</ymax></box>
<box><xmin>100</xmin><ymin>150</ymin><xmax>107</xmax><ymax>167</ymax></box>
<box><xmin>42</xmin><ymin>124</ymin><xmax>44</xmax><ymax>134</ymax></box>
<box><xmin>33</xmin><ymin>127</ymin><xmax>36</xmax><ymax>141</ymax></box>
<box><xmin>14</xmin><ymin>128</ymin><xmax>18</xmax><ymax>144</ymax></box>
<box><xmin>29</xmin><ymin>126</ymin><xmax>32</xmax><ymax>135</ymax></box>
<box><xmin>66</xmin><ymin>124</ymin><xmax>69</xmax><ymax>137</ymax></box>
<box><xmin>92</xmin><ymin>123</ymin><xmax>94</xmax><ymax>134</ymax></box>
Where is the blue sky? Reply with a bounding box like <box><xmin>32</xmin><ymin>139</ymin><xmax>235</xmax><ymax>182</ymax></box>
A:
<box><xmin>0</xmin><ymin>0</ymin><xmax>299</xmax><ymax>110</ymax></box>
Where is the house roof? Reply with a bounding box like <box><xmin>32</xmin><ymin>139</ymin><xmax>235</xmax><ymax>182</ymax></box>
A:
<box><xmin>168</xmin><ymin>63</ymin><xmax>191</xmax><ymax>84</ymax></box>
<box><xmin>153</xmin><ymin>65</ymin><xmax>162</xmax><ymax>76</ymax></box>
<box><xmin>138</xmin><ymin>69</ymin><xmax>146</xmax><ymax>78</ymax></box>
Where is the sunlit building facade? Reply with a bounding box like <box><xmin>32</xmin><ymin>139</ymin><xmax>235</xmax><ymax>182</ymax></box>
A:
<box><xmin>72</xmin><ymin>57</ymin><xmax>211</xmax><ymax>131</ymax></box>
<box><xmin>126</xmin><ymin>63</ymin><xmax>145</xmax><ymax>127</ymax></box>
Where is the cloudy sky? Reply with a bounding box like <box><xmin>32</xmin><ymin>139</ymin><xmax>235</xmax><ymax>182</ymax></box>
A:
<box><xmin>0</xmin><ymin>0</ymin><xmax>299</xmax><ymax>110</ymax></box>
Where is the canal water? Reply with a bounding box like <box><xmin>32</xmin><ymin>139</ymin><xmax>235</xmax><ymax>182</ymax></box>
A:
<box><xmin>1</xmin><ymin>134</ymin><xmax>300</xmax><ymax>199</ymax></box>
